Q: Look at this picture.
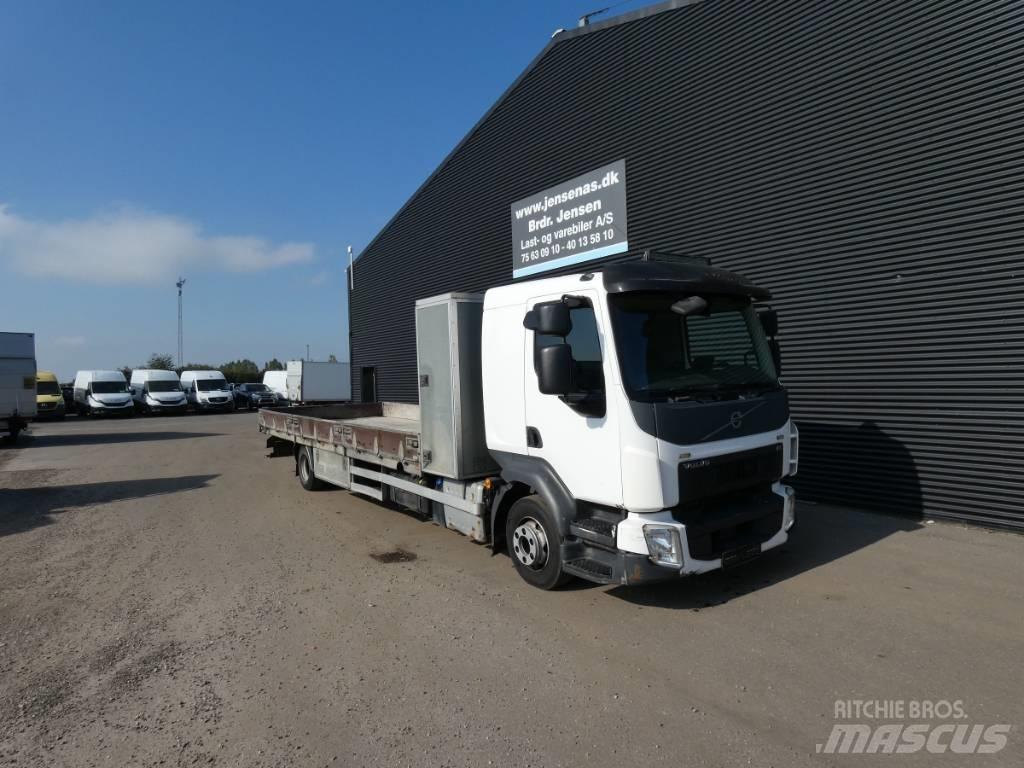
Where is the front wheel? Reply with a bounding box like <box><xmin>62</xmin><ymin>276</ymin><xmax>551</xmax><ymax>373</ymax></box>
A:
<box><xmin>506</xmin><ymin>495</ymin><xmax>571</xmax><ymax>590</ymax></box>
<box><xmin>297</xmin><ymin>448</ymin><xmax>324</xmax><ymax>491</ymax></box>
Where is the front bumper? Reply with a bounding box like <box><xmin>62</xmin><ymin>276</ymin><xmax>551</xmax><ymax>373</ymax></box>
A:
<box><xmin>90</xmin><ymin>403</ymin><xmax>134</xmax><ymax>416</ymax></box>
<box><xmin>147</xmin><ymin>401</ymin><xmax>188</xmax><ymax>414</ymax></box>
<box><xmin>34</xmin><ymin>402</ymin><xmax>65</xmax><ymax>419</ymax></box>
<box><xmin>197</xmin><ymin>400</ymin><xmax>233</xmax><ymax>411</ymax></box>
<box><xmin>566</xmin><ymin>484</ymin><xmax>796</xmax><ymax>586</ymax></box>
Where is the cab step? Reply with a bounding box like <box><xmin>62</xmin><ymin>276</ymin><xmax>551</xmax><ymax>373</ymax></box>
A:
<box><xmin>563</xmin><ymin>557</ymin><xmax>615</xmax><ymax>584</ymax></box>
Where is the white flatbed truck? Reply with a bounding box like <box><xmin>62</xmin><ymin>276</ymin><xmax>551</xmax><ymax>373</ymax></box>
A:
<box><xmin>259</xmin><ymin>256</ymin><xmax>799</xmax><ymax>589</ymax></box>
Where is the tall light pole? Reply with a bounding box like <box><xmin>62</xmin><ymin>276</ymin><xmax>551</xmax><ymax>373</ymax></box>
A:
<box><xmin>176</xmin><ymin>277</ymin><xmax>186</xmax><ymax>367</ymax></box>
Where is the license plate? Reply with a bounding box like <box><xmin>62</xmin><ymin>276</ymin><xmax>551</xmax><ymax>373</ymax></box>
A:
<box><xmin>722</xmin><ymin>543</ymin><xmax>761</xmax><ymax>569</ymax></box>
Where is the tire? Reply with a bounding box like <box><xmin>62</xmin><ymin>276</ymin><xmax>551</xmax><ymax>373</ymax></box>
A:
<box><xmin>505</xmin><ymin>495</ymin><xmax>571</xmax><ymax>590</ymax></box>
<box><xmin>297</xmin><ymin>448</ymin><xmax>324</xmax><ymax>491</ymax></box>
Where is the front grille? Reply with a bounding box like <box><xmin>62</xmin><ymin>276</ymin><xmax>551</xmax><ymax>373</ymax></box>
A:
<box><xmin>209</xmin><ymin>397</ymin><xmax>227</xmax><ymax>404</ymax></box>
<box><xmin>678</xmin><ymin>444</ymin><xmax>783</xmax><ymax>505</ymax></box>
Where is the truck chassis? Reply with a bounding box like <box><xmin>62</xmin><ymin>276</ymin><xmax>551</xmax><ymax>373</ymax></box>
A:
<box><xmin>258</xmin><ymin>403</ymin><xmax>492</xmax><ymax>543</ymax></box>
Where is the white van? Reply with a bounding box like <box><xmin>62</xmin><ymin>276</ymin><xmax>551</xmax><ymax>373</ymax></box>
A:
<box><xmin>73</xmin><ymin>370</ymin><xmax>133</xmax><ymax>417</ymax></box>
<box><xmin>262</xmin><ymin>370</ymin><xmax>288</xmax><ymax>403</ymax></box>
<box><xmin>130</xmin><ymin>369</ymin><xmax>187</xmax><ymax>415</ymax></box>
<box><xmin>179</xmin><ymin>370</ymin><xmax>234</xmax><ymax>412</ymax></box>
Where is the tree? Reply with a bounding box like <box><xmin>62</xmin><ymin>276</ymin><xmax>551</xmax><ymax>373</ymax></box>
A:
<box><xmin>327</xmin><ymin>354</ymin><xmax>338</xmax><ymax>363</ymax></box>
<box><xmin>145</xmin><ymin>353</ymin><xmax>175</xmax><ymax>370</ymax></box>
<box><xmin>119</xmin><ymin>366</ymin><xmax>133</xmax><ymax>380</ymax></box>
<box><xmin>176</xmin><ymin>362</ymin><xmax>215</xmax><ymax>376</ymax></box>
<box><xmin>264</xmin><ymin>358</ymin><xmax>284</xmax><ymax>372</ymax></box>
<box><xmin>220</xmin><ymin>359</ymin><xmax>260</xmax><ymax>384</ymax></box>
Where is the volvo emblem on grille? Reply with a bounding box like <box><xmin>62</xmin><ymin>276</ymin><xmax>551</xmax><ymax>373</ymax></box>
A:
<box><xmin>730</xmin><ymin>411</ymin><xmax>743</xmax><ymax>429</ymax></box>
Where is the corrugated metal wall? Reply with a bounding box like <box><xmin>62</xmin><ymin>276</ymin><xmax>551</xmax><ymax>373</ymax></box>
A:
<box><xmin>349</xmin><ymin>0</ymin><xmax>1024</xmax><ymax>529</ymax></box>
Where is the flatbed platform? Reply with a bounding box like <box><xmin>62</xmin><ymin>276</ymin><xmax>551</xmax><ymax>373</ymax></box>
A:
<box><xmin>258</xmin><ymin>401</ymin><xmax>423</xmax><ymax>473</ymax></box>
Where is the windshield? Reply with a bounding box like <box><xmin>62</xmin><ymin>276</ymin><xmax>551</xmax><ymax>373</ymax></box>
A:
<box><xmin>196</xmin><ymin>378</ymin><xmax>227</xmax><ymax>391</ymax></box>
<box><xmin>608</xmin><ymin>292</ymin><xmax>779</xmax><ymax>402</ymax></box>
<box><xmin>244</xmin><ymin>384</ymin><xmax>268</xmax><ymax>392</ymax></box>
<box><xmin>37</xmin><ymin>381</ymin><xmax>60</xmax><ymax>395</ymax></box>
<box><xmin>91</xmin><ymin>381</ymin><xmax>127</xmax><ymax>394</ymax></box>
<box><xmin>146</xmin><ymin>380</ymin><xmax>180</xmax><ymax>393</ymax></box>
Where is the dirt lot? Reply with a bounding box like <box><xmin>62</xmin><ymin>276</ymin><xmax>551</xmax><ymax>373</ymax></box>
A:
<box><xmin>0</xmin><ymin>413</ymin><xmax>1021</xmax><ymax>767</ymax></box>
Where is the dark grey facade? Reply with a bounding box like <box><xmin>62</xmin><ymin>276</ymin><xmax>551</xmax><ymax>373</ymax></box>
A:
<box><xmin>349</xmin><ymin>0</ymin><xmax>1024</xmax><ymax>529</ymax></box>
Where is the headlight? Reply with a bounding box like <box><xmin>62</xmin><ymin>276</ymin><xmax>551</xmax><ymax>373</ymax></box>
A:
<box><xmin>788</xmin><ymin>423</ymin><xmax>800</xmax><ymax>476</ymax></box>
<box><xmin>643</xmin><ymin>525</ymin><xmax>682</xmax><ymax>567</ymax></box>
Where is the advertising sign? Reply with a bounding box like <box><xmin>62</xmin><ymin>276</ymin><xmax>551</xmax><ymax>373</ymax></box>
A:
<box><xmin>510</xmin><ymin>159</ymin><xmax>628</xmax><ymax>278</ymax></box>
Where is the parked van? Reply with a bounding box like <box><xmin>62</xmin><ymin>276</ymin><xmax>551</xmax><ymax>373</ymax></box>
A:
<box><xmin>130</xmin><ymin>369</ymin><xmax>187</xmax><ymax>414</ymax></box>
<box><xmin>73</xmin><ymin>370</ymin><xmax>133</xmax><ymax>416</ymax></box>
<box><xmin>35</xmin><ymin>370</ymin><xmax>65</xmax><ymax>420</ymax></box>
<box><xmin>180</xmin><ymin>370</ymin><xmax>234</xmax><ymax>412</ymax></box>
<box><xmin>262</xmin><ymin>370</ymin><xmax>288</xmax><ymax>403</ymax></box>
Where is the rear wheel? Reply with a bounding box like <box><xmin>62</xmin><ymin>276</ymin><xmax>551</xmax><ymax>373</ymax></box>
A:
<box><xmin>506</xmin><ymin>495</ymin><xmax>571</xmax><ymax>590</ymax></box>
<box><xmin>297</xmin><ymin>448</ymin><xmax>323</xmax><ymax>491</ymax></box>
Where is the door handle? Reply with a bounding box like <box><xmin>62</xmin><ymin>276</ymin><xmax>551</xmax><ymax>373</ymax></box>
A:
<box><xmin>526</xmin><ymin>426</ymin><xmax>543</xmax><ymax>448</ymax></box>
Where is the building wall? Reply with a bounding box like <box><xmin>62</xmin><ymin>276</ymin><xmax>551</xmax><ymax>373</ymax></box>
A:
<box><xmin>349</xmin><ymin>0</ymin><xmax>1024</xmax><ymax>528</ymax></box>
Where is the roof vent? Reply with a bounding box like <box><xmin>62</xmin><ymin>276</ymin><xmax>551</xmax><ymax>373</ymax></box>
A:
<box><xmin>640</xmin><ymin>249</ymin><xmax>712</xmax><ymax>266</ymax></box>
<box><xmin>578</xmin><ymin>6</ymin><xmax>611</xmax><ymax>27</ymax></box>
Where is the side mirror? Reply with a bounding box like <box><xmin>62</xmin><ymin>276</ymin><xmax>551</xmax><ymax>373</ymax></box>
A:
<box><xmin>758</xmin><ymin>309</ymin><xmax>779</xmax><ymax>338</ymax></box>
<box><xmin>536</xmin><ymin>344</ymin><xmax>575</xmax><ymax>395</ymax></box>
<box><xmin>524</xmin><ymin>301</ymin><xmax>572</xmax><ymax>336</ymax></box>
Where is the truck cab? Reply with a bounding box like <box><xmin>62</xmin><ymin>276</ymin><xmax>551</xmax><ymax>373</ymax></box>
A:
<box><xmin>482</xmin><ymin>258</ymin><xmax>797</xmax><ymax>587</ymax></box>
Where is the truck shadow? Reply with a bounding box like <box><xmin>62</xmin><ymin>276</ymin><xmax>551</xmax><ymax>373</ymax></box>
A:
<box><xmin>22</xmin><ymin>431</ymin><xmax>221</xmax><ymax>448</ymax></box>
<box><xmin>793</xmin><ymin>420</ymin><xmax>924</xmax><ymax>520</ymax></box>
<box><xmin>606</xmin><ymin>419</ymin><xmax>924</xmax><ymax>609</ymax></box>
<box><xmin>606</xmin><ymin>503</ymin><xmax>921</xmax><ymax>609</ymax></box>
<box><xmin>0</xmin><ymin>474</ymin><xmax>219</xmax><ymax>539</ymax></box>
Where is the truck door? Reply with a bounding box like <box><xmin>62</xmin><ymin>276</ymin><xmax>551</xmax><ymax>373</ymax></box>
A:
<box><xmin>523</xmin><ymin>290</ymin><xmax>622</xmax><ymax>506</ymax></box>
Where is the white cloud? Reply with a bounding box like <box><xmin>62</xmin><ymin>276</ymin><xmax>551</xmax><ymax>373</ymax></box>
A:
<box><xmin>309</xmin><ymin>270</ymin><xmax>330</xmax><ymax>286</ymax></box>
<box><xmin>0</xmin><ymin>204</ymin><xmax>314</xmax><ymax>284</ymax></box>
<box><xmin>54</xmin><ymin>335</ymin><xmax>86</xmax><ymax>346</ymax></box>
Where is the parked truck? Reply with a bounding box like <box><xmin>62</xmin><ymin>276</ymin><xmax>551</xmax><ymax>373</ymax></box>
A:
<box><xmin>259</xmin><ymin>257</ymin><xmax>798</xmax><ymax>589</ymax></box>
<box><xmin>285</xmin><ymin>360</ymin><xmax>351</xmax><ymax>404</ymax></box>
<box><xmin>0</xmin><ymin>332</ymin><xmax>37</xmax><ymax>442</ymax></box>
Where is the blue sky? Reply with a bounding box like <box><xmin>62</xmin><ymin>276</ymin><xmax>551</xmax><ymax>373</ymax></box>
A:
<box><xmin>0</xmin><ymin>0</ymin><xmax>649</xmax><ymax>380</ymax></box>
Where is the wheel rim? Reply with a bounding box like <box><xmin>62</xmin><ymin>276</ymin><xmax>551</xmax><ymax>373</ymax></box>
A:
<box><xmin>512</xmin><ymin>517</ymin><xmax>549</xmax><ymax>570</ymax></box>
<box><xmin>299</xmin><ymin>455</ymin><xmax>310</xmax><ymax>483</ymax></box>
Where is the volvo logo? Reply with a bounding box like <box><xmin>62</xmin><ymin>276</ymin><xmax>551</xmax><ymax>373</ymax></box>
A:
<box><xmin>730</xmin><ymin>411</ymin><xmax>744</xmax><ymax>430</ymax></box>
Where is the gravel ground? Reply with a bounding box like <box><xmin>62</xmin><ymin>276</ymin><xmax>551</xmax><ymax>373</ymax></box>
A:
<box><xmin>0</xmin><ymin>413</ymin><xmax>1021</xmax><ymax>767</ymax></box>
